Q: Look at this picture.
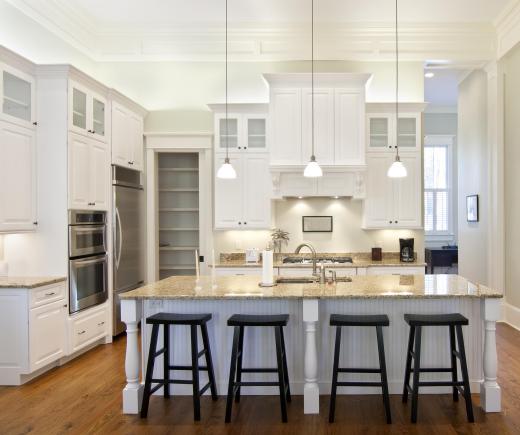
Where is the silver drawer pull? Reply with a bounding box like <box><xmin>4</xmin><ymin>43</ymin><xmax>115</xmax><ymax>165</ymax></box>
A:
<box><xmin>45</xmin><ymin>292</ymin><xmax>56</xmax><ymax>296</ymax></box>
<box><xmin>98</xmin><ymin>321</ymin><xmax>105</xmax><ymax>326</ymax></box>
<box><xmin>78</xmin><ymin>330</ymin><xmax>86</xmax><ymax>335</ymax></box>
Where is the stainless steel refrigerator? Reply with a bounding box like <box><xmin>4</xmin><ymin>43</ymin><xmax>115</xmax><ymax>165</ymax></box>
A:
<box><xmin>112</xmin><ymin>165</ymin><xmax>145</xmax><ymax>335</ymax></box>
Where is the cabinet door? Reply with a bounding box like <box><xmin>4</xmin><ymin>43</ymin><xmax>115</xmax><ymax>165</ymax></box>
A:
<box><xmin>367</xmin><ymin>114</ymin><xmax>393</xmax><ymax>151</ymax></box>
<box><xmin>269</xmin><ymin>88</ymin><xmax>302</xmax><ymax>164</ymax></box>
<box><xmin>215</xmin><ymin>113</ymin><xmax>242</xmax><ymax>151</ymax></box>
<box><xmin>69</xmin><ymin>81</ymin><xmax>89</xmax><ymax>136</ymax></box>
<box><xmin>335</xmin><ymin>89</ymin><xmax>365</xmax><ymax>165</ymax></box>
<box><xmin>302</xmin><ymin>88</ymin><xmax>334</xmax><ymax>165</ymax></box>
<box><xmin>0</xmin><ymin>63</ymin><xmax>36</xmax><ymax>128</ymax></box>
<box><xmin>245</xmin><ymin>116</ymin><xmax>267</xmax><ymax>151</ymax></box>
<box><xmin>29</xmin><ymin>299</ymin><xmax>67</xmax><ymax>372</ymax></box>
<box><xmin>397</xmin><ymin>114</ymin><xmax>421</xmax><ymax>150</ymax></box>
<box><xmin>0</xmin><ymin>121</ymin><xmax>37</xmax><ymax>231</ymax></box>
<box><xmin>68</xmin><ymin>132</ymin><xmax>91</xmax><ymax>209</ymax></box>
<box><xmin>128</xmin><ymin>112</ymin><xmax>144</xmax><ymax>171</ymax></box>
<box><xmin>111</xmin><ymin>102</ymin><xmax>131</xmax><ymax>168</ymax></box>
<box><xmin>91</xmin><ymin>94</ymin><xmax>107</xmax><ymax>142</ymax></box>
<box><xmin>89</xmin><ymin>139</ymin><xmax>109</xmax><ymax>211</ymax></box>
<box><xmin>214</xmin><ymin>153</ymin><xmax>243</xmax><ymax>228</ymax></box>
<box><xmin>363</xmin><ymin>153</ymin><xmax>394</xmax><ymax>228</ymax></box>
<box><xmin>243</xmin><ymin>153</ymin><xmax>271</xmax><ymax>228</ymax></box>
<box><xmin>393</xmin><ymin>153</ymin><xmax>422</xmax><ymax>228</ymax></box>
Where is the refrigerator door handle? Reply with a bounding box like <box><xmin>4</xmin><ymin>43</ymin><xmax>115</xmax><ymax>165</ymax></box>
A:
<box><xmin>115</xmin><ymin>206</ymin><xmax>123</xmax><ymax>270</ymax></box>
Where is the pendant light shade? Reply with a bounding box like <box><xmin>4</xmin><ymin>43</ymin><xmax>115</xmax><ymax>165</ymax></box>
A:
<box><xmin>217</xmin><ymin>157</ymin><xmax>237</xmax><ymax>179</ymax></box>
<box><xmin>304</xmin><ymin>156</ymin><xmax>323</xmax><ymax>178</ymax></box>
<box><xmin>387</xmin><ymin>156</ymin><xmax>407</xmax><ymax>178</ymax></box>
<box><xmin>304</xmin><ymin>0</ymin><xmax>322</xmax><ymax>178</ymax></box>
<box><xmin>387</xmin><ymin>0</ymin><xmax>407</xmax><ymax>179</ymax></box>
<box><xmin>216</xmin><ymin>0</ymin><xmax>236</xmax><ymax>180</ymax></box>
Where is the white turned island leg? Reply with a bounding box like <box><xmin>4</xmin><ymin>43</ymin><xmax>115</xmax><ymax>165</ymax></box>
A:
<box><xmin>480</xmin><ymin>298</ymin><xmax>501</xmax><ymax>412</ymax></box>
<box><xmin>303</xmin><ymin>299</ymin><xmax>319</xmax><ymax>414</ymax></box>
<box><xmin>122</xmin><ymin>299</ymin><xmax>143</xmax><ymax>414</ymax></box>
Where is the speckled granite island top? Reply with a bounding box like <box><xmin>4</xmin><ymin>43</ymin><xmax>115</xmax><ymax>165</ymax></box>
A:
<box><xmin>0</xmin><ymin>276</ymin><xmax>66</xmax><ymax>289</ymax></box>
<box><xmin>120</xmin><ymin>274</ymin><xmax>502</xmax><ymax>300</ymax></box>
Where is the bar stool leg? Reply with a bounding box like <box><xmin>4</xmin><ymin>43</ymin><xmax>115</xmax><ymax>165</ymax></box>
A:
<box><xmin>402</xmin><ymin>325</ymin><xmax>416</xmax><ymax>403</ymax></box>
<box><xmin>201</xmin><ymin>323</ymin><xmax>218</xmax><ymax>401</ymax></box>
<box><xmin>455</xmin><ymin>325</ymin><xmax>475</xmax><ymax>423</ymax></box>
<box><xmin>449</xmin><ymin>325</ymin><xmax>459</xmax><ymax>402</ymax></box>
<box><xmin>329</xmin><ymin>326</ymin><xmax>341</xmax><ymax>423</ymax></box>
<box><xmin>141</xmin><ymin>324</ymin><xmax>160</xmax><ymax>418</ymax></box>
<box><xmin>411</xmin><ymin>326</ymin><xmax>422</xmax><ymax>423</ymax></box>
<box><xmin>235</xmin><ymin>326</ymin><xmax>245</xmax><ymax>403</ymax></box>
<box><xmin>225</xmin><ymin>326</ymin><xmax>240</xmax><ymax>423</ymax></box>
<box><xmin>190</xmin><ymin>325</ymin><xmax>201</xmax><ymax>421</ymax></box>
<box><xmin>163</xmin><ymin>324</ymin><xmax>170</xmax><ymax>398</ymax></box>
<box><xmin>274</xmin><ymin>326</ymin><xmax>288</xmax><ymax>423</ymax></box>
<box><xmin>279</xmin><ymin>326</ymin><xmax>291</xmax><ymax>403</ymax></box>
<box><xmin>376</xmin><ymin>326</ymin><xmax>392</xmax><ymax>424</ymax></box>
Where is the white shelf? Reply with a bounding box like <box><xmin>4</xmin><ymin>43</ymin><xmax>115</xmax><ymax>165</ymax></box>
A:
<box><xmin>160</xmin><ymin>246</ymin><xmax>199</xmax><ymax>251</ymax></box>
<box><xmin>159</xmin><ymin>188</ymin><xmax>199</xmax><ymax>192</ymax></box>
<box><xmin>159</xmin><ymin>168</ymin><xmax>198</xmax><ymax>172</ymax></box>
<box><xmin>159</xmin><ymin>208</ymin><xmax>199</xmax><ymax>212</ymax></box>
<box><xmin>160</xmin><ymin>228</ymin><xmax>199</xmax><ymax>231</ymax></box>
<box><xmin>3</xmin><ymin>95</ymin><xmax>29</xmax><ymax>108</ymax></box>
<box><xmin>160</xmin><ymin>265</ymin><xmax>196</xmax><ymax>270</ymax></box>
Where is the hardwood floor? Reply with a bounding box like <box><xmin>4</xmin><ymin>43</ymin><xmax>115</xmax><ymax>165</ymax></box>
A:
<box><xmin>1</xmin><ymin>323</ymin><xmax>520</xmax><ymax>434</ymax></box>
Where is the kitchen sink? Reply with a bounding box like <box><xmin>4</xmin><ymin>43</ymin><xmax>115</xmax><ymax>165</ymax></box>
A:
<box><xmin>275</xmin><ymin>276</ymin><xmax>353</xmax><ymax>284</ymax></box>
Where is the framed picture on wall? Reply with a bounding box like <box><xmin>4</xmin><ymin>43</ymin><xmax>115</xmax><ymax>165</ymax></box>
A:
<box><xmin>302</xmin><ymin>216</ymin><xmax>333</xmax><ymax>232</ymax></box>
<box><xmin>466</xmin><ymin>195</ymin><xmax>479</xmax><ymax>222</ymax></box>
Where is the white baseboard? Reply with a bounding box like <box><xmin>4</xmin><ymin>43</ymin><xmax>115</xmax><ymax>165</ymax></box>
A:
<box><xmin>502</xmin><ymin>302</ymin><xmax>520</xmax><ymax>332</ymax></box>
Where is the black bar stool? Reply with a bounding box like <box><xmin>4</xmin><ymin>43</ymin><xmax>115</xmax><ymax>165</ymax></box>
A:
<box><xmin>329</xmin><ymin>314</ymin><xmax>391</xmax><ymax>424</ymax></box>
<box><xmin>225</xmin><ymin>314</ymin><xmax>291</xmax><ymax>423</ymax></box>
<box><xmin>402</xmin><ymin>313</ymin><xmax>474</xmax><ymax>423</ymax></box>
<box><xmin>140</xmin><ymin>313</ymin><xmax>218</xmax><ymax>421</ymax></box>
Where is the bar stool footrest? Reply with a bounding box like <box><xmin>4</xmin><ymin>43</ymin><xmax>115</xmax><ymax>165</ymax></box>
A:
<box><xmin>338</xmin><ymin>367</ymin><xmax>381</xmax><ymax>374</ymax></box>
<box><xmin>337</xmin><ymin>381</ymin><xmax>383</xmax><ymax>387</ymax></box>
<box><xmin>170</xmin><ymin>365</ymin><xmax>209</xmax><ymax>371</ymax></box>
<box><xmin>241</xmin><ymin>367</ymin><xmax>279</xmax><ymax>373</ymax></box>
<box><xmin>418</xmin><ymin>381</ymin><xmax>465</xmax><ymax>387</ymax></box>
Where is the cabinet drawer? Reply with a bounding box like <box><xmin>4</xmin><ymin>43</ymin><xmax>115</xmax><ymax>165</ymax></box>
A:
<box><xmin>367</xmin><ymin>266</ymin><xmax>425</xmax><ymax>276</ymax></box>
<box><xmin>70</xmin><ymin>305</ymin><xmax>108</xmax><ymax>352</ymax></box>
<box><xmin>30</xmin><ymin>282</ymin><xmax>66</xmax><ymax>308</ymax></box>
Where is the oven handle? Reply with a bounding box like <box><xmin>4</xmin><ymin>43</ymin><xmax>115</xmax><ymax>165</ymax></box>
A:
<box><xmin>115</xmin><ymin>207</ymin><xmax>123</xmax><ymax>270</ymax></box>
<box><xmin>72</xmin><ymin>254</ymin><xmax>107</xmax><ymax>267</ymax></box>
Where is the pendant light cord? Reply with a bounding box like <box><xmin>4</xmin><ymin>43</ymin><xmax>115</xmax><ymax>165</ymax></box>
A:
<box><xmin>225</xmin><ymin>0</ymin><xmax>229</xmax><ymax>160</ymax></box>
<box><xmin>311</xmin><ymin>0</ymin><xmax>315</xmax><ymax>160</ymax></box>
<box><xmin>395</xmin><ymin>0</ymin><xmax>400</xmax><ymax>160</ymax></box>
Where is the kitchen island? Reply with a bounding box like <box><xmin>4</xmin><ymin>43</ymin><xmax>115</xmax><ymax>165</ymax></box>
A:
<box><xmin>120</xmin><ymin>274</ymin><xmax>502</xmax><ymax>415</ymax></box>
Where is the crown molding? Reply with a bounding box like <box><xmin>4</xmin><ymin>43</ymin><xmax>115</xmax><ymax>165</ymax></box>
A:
<box><xmin>4</xmin><ymin>0</ymin><xmax>498</xmax><ymax>64</ymax></box>
<box><xmin>495</xmin><ymin>0</ymin><xmax>520</xmax><ymax>59</ymax></box>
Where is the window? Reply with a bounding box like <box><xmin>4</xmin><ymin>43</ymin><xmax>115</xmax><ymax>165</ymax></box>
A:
<box><xmin>424</xmin><ymin>138</ymin><xmax>452</xmax><ymax>235</ymax></box>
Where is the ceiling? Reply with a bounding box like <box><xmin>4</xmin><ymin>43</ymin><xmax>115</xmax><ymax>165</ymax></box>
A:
<box><xmin>424</xmin><ymin>69</ymin><xmax>466</xmax><ymax>107</ymax></box>
<box><xmin>4</xmin><ymin>0</ymin><xmax>512</xmax><ymax>62</ymax></box>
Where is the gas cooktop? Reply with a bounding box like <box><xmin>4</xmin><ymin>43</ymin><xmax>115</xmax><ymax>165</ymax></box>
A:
<box><xmin>282</xmin><ymin>257</ymin><xmax>353</xmax><ymax>264</ymax></box>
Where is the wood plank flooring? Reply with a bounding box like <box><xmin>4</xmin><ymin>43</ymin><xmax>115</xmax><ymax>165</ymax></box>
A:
<box><xmin>1</xmin><ymin>323</ymin><xmax>520</xmax><ymax>434</ymax></box>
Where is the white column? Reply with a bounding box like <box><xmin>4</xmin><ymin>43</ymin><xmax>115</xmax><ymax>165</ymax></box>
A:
<box><xmin>122</xmin><ymin>298</ymin><xmax>143</xmax><ymax>414</ymax></box>
<box><xmin>303</xmin><ymin>299</ymin><xmax>319</xmax><ymax>414</ymax></box>
<box><xmin>480</xmin><ymin>298</ymin><xmax>501</xmax><ymax>412</ymax></box>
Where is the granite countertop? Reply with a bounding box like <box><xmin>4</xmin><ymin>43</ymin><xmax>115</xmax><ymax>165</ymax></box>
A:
<box><xmin>120</xmin><ymin>274</ymin><xmax>502</xmax><ymax>300</ymax></box>
<box><xmin>0</xmin><ymin>276</ymin><xmax>66</xmax><ymax>289</ymax></box>
<box><xmin>211</xmin><ymin>260</ymin><xmax>426</xmax><ymax>268</ymax></box>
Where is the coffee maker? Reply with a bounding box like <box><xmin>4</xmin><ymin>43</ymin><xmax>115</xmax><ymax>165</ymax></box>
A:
<box><xmin>399</xmin><ymin>238</ymin><xmax>415</xmax><ymax>262</ymax></box>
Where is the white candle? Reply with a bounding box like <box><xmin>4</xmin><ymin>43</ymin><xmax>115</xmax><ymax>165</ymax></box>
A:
<box><xmin>262</xmin><ymin>250</ymin><xmax>274</xmax><ymax>286</ymax></box>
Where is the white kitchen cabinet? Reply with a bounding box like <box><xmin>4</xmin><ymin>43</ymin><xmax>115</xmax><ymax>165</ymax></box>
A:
<box><xmin>111</xmin><ymin>101</ymin><xmax>144</xmax><ymax>171</ymax></box>
<box><xmin>68</xmin><ymin>132</ymin><xmax>109</xmax><ymax>211</ymax></box>
<box><xmin>69</xmin><ymin>80</ymin><xmax>108</xmax><ymax>143</ymax></box>
<box><xmin>0</xmin><ymin>120</ymin><xmax>37</xmax><ymax>232</ymax></box>
<box><xmin>302</xmin><ymin>88</ymin><xmax>334</xmax><ymax>165</ymax></box>
<box><xmin>334</xmin><ymin>88</ymin><xmax>365</xmax><ymax>165</ymax></box>
<box><xmin>363</xmin><ymin>152</ymin><xmax>422</xmax><ymax>229</ymax></box>
<box><xmin>269</xmin><ymin>88</ymin><xmax>302</xmax><ymax>164</ymax></box>
<box><xmin>214</xmin><ymin>152</ymin><xmax>271</xmax><ymax>229</ymax></box>
<box><xmin>0</xmin><ymin>62</ymin><xmax>36</xmax><ymax>129</ymax></box>
<box><xmin>0</xmin><ymin>282</ymin><xmax>67</xmax><ymax>385</ymax></box>
<box><xmin>69</xmin><ymin>303</ymin><xmax>109</xmax><ymax>354</ymax></box>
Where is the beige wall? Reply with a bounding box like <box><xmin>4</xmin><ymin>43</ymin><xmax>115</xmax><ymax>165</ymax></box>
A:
<box><xmin>457</xmin><ymin>70</ymin><xmax>488</xmax><ymax>285</ymax></box>
<box><xmin>503</xmin><ymin>44</ymin><xmax>520</xmax><ymax>308</ymax></box>
<box><xmin>214</xmin><ymin>198</ymin><xmax>424</xmax><ymax>260</ymax></box>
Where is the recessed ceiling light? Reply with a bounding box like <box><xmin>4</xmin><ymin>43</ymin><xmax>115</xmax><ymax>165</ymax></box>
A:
<box><xmin>298</xmin><ymin>196</ymin><xmax>303</xmax><ymax>199</ymax></box>
<box><xmin>333</xmin><ymin>196</ymin><xmax>339</xmax><ymax>199</ymax></box>
<box><xmin>424</xmin><ymin>72</ymin><xmax>435</xmax><ymax>79</ymax></box>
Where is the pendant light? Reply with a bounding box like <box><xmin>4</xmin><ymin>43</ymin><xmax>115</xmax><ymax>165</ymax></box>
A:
<box><xmin>304</xmin><ymin>0</ymin><xmax>323</xmax><ymax>178</ymax></box>
<box><xmin>387</xmin><ymin>0</ymin><xmax>407</xmax><ymax>179</ymax></box>
<box><xmin>216</xmin><ymin>0</ymin><xmax>237</xmax><ymax>179</ymax></box>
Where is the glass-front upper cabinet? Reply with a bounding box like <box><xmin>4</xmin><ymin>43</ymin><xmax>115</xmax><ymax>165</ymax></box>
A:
<box><xmin>0</xmin><ymin>63</ymin><xmax>36</xmax><ymax>128</ymax></box>
<box><xmin>397</xmin><ymin>114</ymin><xmax>420</xmax><ymax>149</ymax></box>
<box><xmin>367</xmin><ymin>115</ymin><xmax>391</xmax><ymax>149</ymax></box>
<box><xmin>245</xmin><ymin>117</ymin><xmax>267</xmax><ymax>150</ymax></box>
<box><xmin>216</xmin><ymin>115</ymin><xmax>240</xmax><ymax>151</ymax></box>
<box><xmin>69</xmin><ymin>80</ymin><xmax>107</xmax><ymax>142</ymax></box>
